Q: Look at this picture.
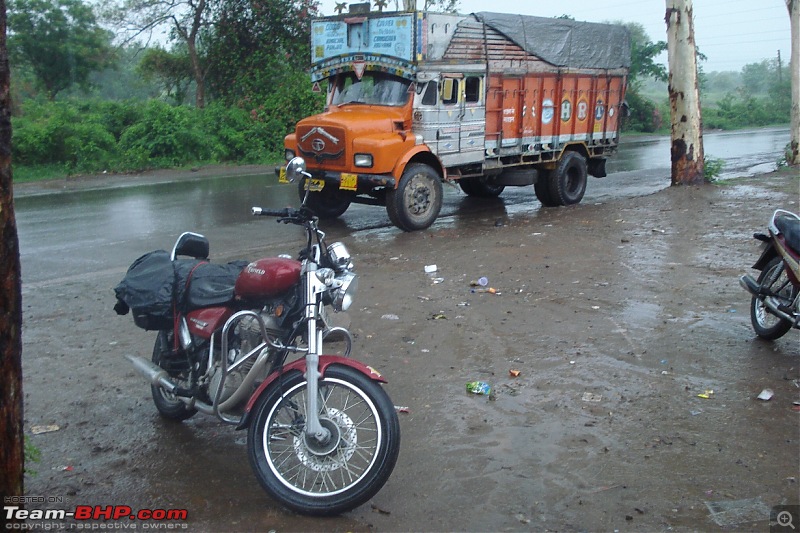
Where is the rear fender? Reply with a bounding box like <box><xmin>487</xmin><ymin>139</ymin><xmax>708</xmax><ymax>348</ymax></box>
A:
<box><xmin>752</xmin><ymin>240</ymin><xmax>778</xmax><ymax>271</ymax></box>
<box><xmin>235</xmin><ymin>355</ymin><xmax>388</xmax><ymax>430</ymax></box>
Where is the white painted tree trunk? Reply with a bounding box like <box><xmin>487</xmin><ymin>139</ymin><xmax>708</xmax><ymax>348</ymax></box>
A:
<box><xmin>788</xmin><ymin>0</ymin><xmax>799</xmax><ymax>166</ymax></box>
<box><xmin>665</xmin><ymin>0</ymin><xmax>705</xmax><ymax>184</ymax></box>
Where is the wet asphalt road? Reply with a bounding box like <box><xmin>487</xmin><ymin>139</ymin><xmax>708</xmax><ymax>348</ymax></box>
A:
<box><xmin>14</xmin><ymin>127</ymin><xmax>790</xmax><ymax>286</ymax></box>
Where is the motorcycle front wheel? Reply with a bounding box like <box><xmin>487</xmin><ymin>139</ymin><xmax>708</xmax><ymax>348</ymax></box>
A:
<box><xmin>247</xmin><ymin>364</ymin><xmax>400</xmax><ymax>516</ymax></box>
<box><xmin>750</xmin><ymin>257</ymin><xmax>795</xmax><ymax>340</ymax></box>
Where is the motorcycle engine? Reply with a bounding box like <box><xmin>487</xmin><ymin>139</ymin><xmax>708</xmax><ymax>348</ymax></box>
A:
<box><xmin>208</xmin><ymin>311</ymin><xmax>284</xmax><ymax>405</ymax></box>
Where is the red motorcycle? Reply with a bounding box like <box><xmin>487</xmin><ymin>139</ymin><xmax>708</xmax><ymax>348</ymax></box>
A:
<box><xmin>739</xmin><ymin>209</ymin><xmax>800</xmax><ymax>340</ymax></box>
<box><xmin>114</xmin><ymin>157</ymin><xmax>400</xmax><ymax>516</ymax></box>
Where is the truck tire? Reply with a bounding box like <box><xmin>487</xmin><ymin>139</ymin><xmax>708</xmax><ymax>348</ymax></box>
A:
<box><xmin>298</xmin><ymin>180</ymin><xmax>351</xmax><ymax>219</ymax></box>
<box><xmin>458</xmin><ymin>177</ymin><xmax>505</xmax><ymax>198</ymax></box>
<box><xmin>386</xmin><ymin>163</ymin><xmax>443</xmax><ymax>231</ymax></box>
<box><xmin>549</xmin><ymin>151</ymin><xmax>587</xmax><ymax>205</ymax></box>
<box><xmin>534</xmin><ymin>169</ymin><xmax>559</xmax><ymax>207</ymax></box>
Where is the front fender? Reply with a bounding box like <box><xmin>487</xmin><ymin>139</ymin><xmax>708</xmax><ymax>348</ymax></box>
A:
<box><xmin>235</xmin><ymin>356</ymin><xmax>388</xmax><ymax>430</ymax></box>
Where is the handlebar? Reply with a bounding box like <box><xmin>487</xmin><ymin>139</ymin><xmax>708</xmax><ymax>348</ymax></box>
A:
<box><xmin>251</xmin><ymin>206</ymin><xmax>317</xmax><ymax>225</ymax></box>
<box><xmin>251</xmin><ymin>207</ymin><xmax>295</xmax><ymax>218</ymax></box>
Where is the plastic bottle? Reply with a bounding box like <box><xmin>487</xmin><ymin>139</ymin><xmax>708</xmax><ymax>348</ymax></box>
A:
<box><xmin>466</xmin><ymin>381</ymin><xmax>491</xmax><ymax>395</ymax></box>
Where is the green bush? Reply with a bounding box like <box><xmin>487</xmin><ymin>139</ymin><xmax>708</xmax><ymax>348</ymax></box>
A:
<box><xmin>118</xmin><ymin>100</ymin><xmax>211</xmax><ymax>168</ymax></box>
<box><xmin>12</xmin><ymin>98</ymin><xmax>283</xmax><ymax>178</ymax></box>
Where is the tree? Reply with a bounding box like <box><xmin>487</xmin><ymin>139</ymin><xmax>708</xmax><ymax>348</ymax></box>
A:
<box><xmin>137</xmin><ymin>46</ymin><xmax>194</xmax><ymax>104</ymax></box>
<box><xmin>0</xmin><ymin>0</ymin><xmax>25</xmax><ymax>520</ymax></box>
<box><xmin>625</xmin><ymin>21</ymin><xmax>668</xmax><ymax>89</ymax></box>
<box><xmin>7</xmin><ymin>0</ymin><xmax>115</xmax><ymax>99</ymax></box>
<box><xmin>422</xmin><ymin>0</ymin><xmax>458</xmax><ymax>11</ymax></box>
<box><xmin>205</xmin><ymin>0</ymin><xmax>317</xmax><ymax>103</ymax></box>
<box><xmin>102</xmin><ymin>0</ymin><xmax>213</xmax><ymax>108</ymax></box>
<box><xmin>788</xmin><ymin>0</ymin><xmax>799</xmax><ymax>166</ymax></box>
<box><xmin>665</xmin><ymin>0</ymin><xmax>704</xmax><ymax>185</ymax></box>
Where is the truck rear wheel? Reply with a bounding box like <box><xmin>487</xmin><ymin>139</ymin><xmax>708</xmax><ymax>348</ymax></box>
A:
<box><xmin>298</xmin><ymin>181</ymin><xmax>352</xmax><ymax>219</ymax></box>
<box><xmin>549</xmin><ymin>151</ymin><xmax>587</xmax><ymax>205</ymax></box>
<box><xmin>534</xmin><ymin>170</ymin><xmax>559</xmax><ymax>207</ymax></box>
<box><xmin>458</xmin><ymin>177</ymin><xmax>505</xmax><ymax>198</ymax></box>
<box><xmin>386</xmin><ymin>163</ymin><xmax>443</xmax><ymax>231</ymax></box>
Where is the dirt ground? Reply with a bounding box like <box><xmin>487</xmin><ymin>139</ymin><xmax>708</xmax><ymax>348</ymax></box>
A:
<box><xmin>18</xmin><ymin>168</ymin><xmax>800</xmax><ymax>532</ymax></box>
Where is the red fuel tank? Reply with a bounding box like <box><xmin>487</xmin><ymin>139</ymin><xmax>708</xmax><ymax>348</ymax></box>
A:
<box><xmin>235</xmin><ymin>257</ymin><xmax>301</xmax><ymax>300</ymax></box>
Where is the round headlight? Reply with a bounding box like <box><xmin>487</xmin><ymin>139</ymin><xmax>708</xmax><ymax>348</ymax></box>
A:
<box><xmin>333</xmin><ymin>272</ymin><xmax>358</xmax><ymax>311</ymax></box>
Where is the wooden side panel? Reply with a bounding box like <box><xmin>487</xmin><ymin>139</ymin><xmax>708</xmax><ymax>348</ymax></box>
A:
<box><xmin>500</xmin><ymin>77</ymin><xmax>522</xmax><ymax>148</ymax></box>
<box><xmin>485</xmin><ymin>74</ymin><xmax>503</xmax><ymax>146</ymax></box>
<box><xmin>536</xmin><ymin>75</ymin><xmax>558</xmax><ymax>141</ymax></box>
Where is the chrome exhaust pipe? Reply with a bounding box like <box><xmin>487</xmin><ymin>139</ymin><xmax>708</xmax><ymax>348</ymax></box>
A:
<box><xmin>740</xmin><ymin>276</ymin><xmax>798</xmax><ymax>323</ymax></box>
<box><xmin>739</xmin><ymin>274</ymin><xmax>761</xmax><ymax>296</ymax></box>
<box><xmin>124</xmin><ymin>354</ymin><xmax>178</xmax><ymax>394</ymax></box>
<box><xmin>763</xmin><ymin>296</ymin><xmax>797</xmax><ymax>324</ymax></box>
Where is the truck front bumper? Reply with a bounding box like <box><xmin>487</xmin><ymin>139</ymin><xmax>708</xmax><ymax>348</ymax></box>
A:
<box><xmin>276</xmin><ymin>166</ymin><xmax>396</xmax><ymax>192</ymax></box>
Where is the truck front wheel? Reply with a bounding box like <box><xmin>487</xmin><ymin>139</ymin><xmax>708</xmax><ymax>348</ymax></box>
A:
<box><xmin>386</xmin><ymin>163</ymin><xmax>443</xmax><ymax>231</ymax></box>
<box><xmin>549</xmin><ymin>151</ymin><xmax>587</xmax><ymax>205</ymax></box>
<box><xmin>298</xmin><ymin>181</ymin><xmax>352</xmax><ymax>219</ymax></box>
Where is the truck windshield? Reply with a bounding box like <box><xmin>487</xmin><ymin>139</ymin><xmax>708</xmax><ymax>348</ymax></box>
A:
<box><xmin>332</xmin><ymin>73</ymin><xmax>411</xmax><ymax>107</ymax></box>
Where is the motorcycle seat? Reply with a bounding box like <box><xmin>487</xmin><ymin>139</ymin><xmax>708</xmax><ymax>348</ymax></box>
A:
<box><xmin>775</xmin><ymin>215</ymin><xmax>800</xmax><ymax>253</ymax></box>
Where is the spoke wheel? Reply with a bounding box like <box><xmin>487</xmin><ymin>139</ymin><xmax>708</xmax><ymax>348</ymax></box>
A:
<box><xmin>248</xmin><ymin>365</ymin><xmax>400</xmax><ymax>516</ymax></box>
<box><xmin>151</xmin><ymin>330</ymin><xmax>197</xmax><ymax>421</ymax></box>
<box><xmin>750</xmin><ymin>257</ymin><xmax>795</xmax><ymax>340</ymax></box>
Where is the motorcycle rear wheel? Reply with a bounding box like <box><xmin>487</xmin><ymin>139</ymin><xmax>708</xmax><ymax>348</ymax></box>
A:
<box><xmin>151</xmin><ymin>330</ymin><xmax>197</xmax><ymax>421</ymax></box>
<box><xmin>247</xmin><ymin>365</ymin><xmax>400</xmax><ymax>516</ymax></box>
<box><xmin>750</xmin><ymin>257</ymin><xmax>795</xmax><ymax>340</ymax></box>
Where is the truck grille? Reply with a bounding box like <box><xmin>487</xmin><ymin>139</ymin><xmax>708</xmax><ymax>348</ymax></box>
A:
<box><xmin>297</xmin><ymin>125</ymin><xmax>346</xmax><ymax>167</ymax></box>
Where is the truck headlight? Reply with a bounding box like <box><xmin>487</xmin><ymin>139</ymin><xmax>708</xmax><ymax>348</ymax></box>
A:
<box><xmin>285</xmin><ymin>149</ymin><xmax>296</xmax><ymax>161</ymax></box>
<box><xmin>354</xmin><ymin>153</ymin><xmax>373</xmax><ymax>168</ymax></box>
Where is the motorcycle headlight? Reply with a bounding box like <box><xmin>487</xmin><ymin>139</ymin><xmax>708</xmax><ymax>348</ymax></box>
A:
<box><xmin>332</xmin><ymin>272</ymin><xmax>357</xmax><ymax>311</ymax></box>
<box><xmin>327</xmin><ymin>242</ymin><xmax>353</xmax><ymax>270</ymax></box>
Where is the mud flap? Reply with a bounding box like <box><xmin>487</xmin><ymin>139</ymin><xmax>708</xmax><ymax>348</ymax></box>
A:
<box><xmin>588</xmin><ymin>157</ymin><xmax>607</xmax><ymax>178</ymax></box>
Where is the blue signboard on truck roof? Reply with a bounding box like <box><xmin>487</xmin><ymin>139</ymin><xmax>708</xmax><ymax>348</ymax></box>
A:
<box><xmin>311</xmin><ymin>14</ymin><xmax>415</xmax><ymax>65</ymax></box>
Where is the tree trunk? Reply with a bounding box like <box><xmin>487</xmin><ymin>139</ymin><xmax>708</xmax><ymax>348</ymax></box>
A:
<box><xmin>0</xmin><ymin>0</ymin><xmax>25</xmax><ymax>521</ymax></box>
<box><xmin>665</xmin><ymin>0</ymin><xmax>704</xmax><ymax>185</ymax></box>
<box><xmin>788</xmin><ymin>0</ymin><xmax>799</xmax><ymax>166</ymax></box>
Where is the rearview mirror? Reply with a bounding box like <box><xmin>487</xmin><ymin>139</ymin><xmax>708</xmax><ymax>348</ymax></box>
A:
<box><xmin>285</xmin><ymin>157</ymin><xmax>308</xmax><ymax>183</ymax></box>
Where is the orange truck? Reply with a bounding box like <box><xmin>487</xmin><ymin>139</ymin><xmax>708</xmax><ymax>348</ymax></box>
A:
<box><xmin>281</xmin><ymin>4</ymin><xmax>630</xmax><ymax>231</ymax></box>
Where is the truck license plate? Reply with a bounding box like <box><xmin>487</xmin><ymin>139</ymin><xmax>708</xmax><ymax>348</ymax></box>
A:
<box><xmin>306</xmin><ymin>179</ymin><xmax>325</xmax><ymax>192</ymax></box>
<box><xmin>340</xmin><ymin>173</ymin><xmax>358</xmax><ymax>191</ymax></box>
<box><xmin>278</xmin><ymin>167</ymin><xmax>288</xmax><ymax>184</ymax></box>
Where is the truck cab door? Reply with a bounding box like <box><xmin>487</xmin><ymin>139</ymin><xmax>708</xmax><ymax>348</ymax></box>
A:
<box><xmin>413</xmin><ymin>76</ymin><xmax>485</xmax><ymax>167</ymax></box>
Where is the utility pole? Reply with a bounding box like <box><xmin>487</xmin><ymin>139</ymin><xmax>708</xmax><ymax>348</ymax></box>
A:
<box><xmin>0</xmin><ymin>0</ymin><xmax>25</xmax><ymax>522</ymax></box>
<box><xmin>665</xmin><ymin>0</ymin><xmax>704</xmax><ymax>185</ymax></box>
<box><xmin>787</xmin><ymin>0</ymin><xmax>799</xmax><ymax>166</ymax></box>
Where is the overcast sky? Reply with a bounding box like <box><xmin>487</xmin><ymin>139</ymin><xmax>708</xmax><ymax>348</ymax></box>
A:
<box><xmin>315</xmin><ymin>0</ymin><xmax>792</xmax><ymax>73</ymax></box>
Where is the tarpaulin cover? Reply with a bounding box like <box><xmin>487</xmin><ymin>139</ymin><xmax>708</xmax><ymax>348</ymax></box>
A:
<box><xmin>114</xmin><ymin>250</ymin><xmax>248</xmax><ymax>330</ymax></box>
<box><xmin>474</xmin><ymin>12</ymin><xmax>631</xmax><ymax>70</ymax></box>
